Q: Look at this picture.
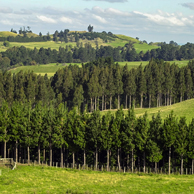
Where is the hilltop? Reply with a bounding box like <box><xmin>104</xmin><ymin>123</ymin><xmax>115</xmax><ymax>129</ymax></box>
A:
<box><xmin>0</xmin><ymin>30</ymin><xmax>160</xmax><ymax>53</ymax></box>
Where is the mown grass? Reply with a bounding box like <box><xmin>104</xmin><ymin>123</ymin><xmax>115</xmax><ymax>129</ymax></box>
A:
<box><xmin>134</xmin><ymin>43</ymin><xmax>160</xmax><ymax>53</ymax></box>
<box><xmin>0</xmin><ymin>165</ymin><xmax>194</xmax><ymax>194</ymax></box>
<box><xmin>102</xmin><ymin>98</ymin><xmax>194</xmax><ymax>124</ymax></box>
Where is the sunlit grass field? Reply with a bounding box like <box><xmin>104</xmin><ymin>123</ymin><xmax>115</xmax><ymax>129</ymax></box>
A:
<box><xmin>102</xmin><ymin>98</ymin><xmax>194</xmax><ymax>124</ymax></box>
<box><xmin>9</xmin><ymin>63</ymin><xmax>82</xmax><ymax>78</ymax></box>
<box><xmin>0</xmin><ymin>165</ymin><xmax>194</xmax><ymax>194</ymax></box>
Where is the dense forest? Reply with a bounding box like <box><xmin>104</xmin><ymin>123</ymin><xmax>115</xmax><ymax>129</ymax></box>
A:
<box><xmin>0</xmin><ymin>58</ymin><xmax>194</xmax><ymax>110</ymax></box>
<box><xmin>0</xmin><ymin>101</ymin><xmax>193</xmax><ymax>175</ymax></box>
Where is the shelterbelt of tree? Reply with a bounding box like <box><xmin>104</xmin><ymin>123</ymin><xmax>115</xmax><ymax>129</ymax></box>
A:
<box><xmin>1</xmin><ymin>58</ymin><xmax>194</xmax><ymax>112</ymax></box>
<box><xmin>1</xmin><ymin>101</ymin><xmax>194</xmax><ymax>176</ymax></box>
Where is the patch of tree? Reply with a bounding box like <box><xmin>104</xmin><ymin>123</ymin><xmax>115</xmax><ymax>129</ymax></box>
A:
<box><xmin>0</xmin><ymin>102</ymin><xmax>194</xmax><ymax>175</ymax></box>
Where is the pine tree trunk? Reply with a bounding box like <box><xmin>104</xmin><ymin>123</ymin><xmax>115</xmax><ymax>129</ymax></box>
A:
<box><xmin>169</xmin><ymin>147</ymin><xmax>171</xmax><ymax>175</ymax></box>
<box><xmin>110</xmin><ymin>96</ymin><xmax>112</xmax><ymax>110</ymax></box>
<box><xmin>125</xmin><ymin>95</ymin><xmax>127</xmax><ymax>109</ymax></box>
<box><xmin>102</xmin><ymin>95</ymin><xmax>104</xmax><ymax>111</ymax></box>
<box><xmin>90</xmin><ymin>98</ymin><xmax>93</xmax><ymax>112</ymax></box>
<box><xmin>15</xmin><ymin>140</ymin><xmax>18</xmax><ymax>163</ymax></box>
<box><xmin>192</xmin><ymin>159</ymin><xmax>194</xmax><ymax>175</ymax></box>
<box><xmin>24</xmin><ymin>148</ymin><xmax>26</xmax><ymax>162</ymax></box>
<box><xmin>140</xmin><ymin>94</ymin><xmax>143</xmax><ymax>108</ymax></box>
<box><xmin>155</xmin><ymin>162</ymin><xmax>157</xmax><ymax>173</ymax></box>
<box><xmin>170</xmin><ymin>94</ymin><xmax>172</xmax><ymax>105</ymax></box>
<box><xmin>127</xmin><ymin>154</ymin><xmax>129</xmax><ymax>167</ymax></box>
<box><xmin>4</xmin><ymin>140</ymin><xmax>6</xmax><ymax>158</ymax></box>
<box><xmin>129</xmin><ymin>95</ymin><xmax>131</xmax><ymax>109</ymax></box>
<box><xmin>149</xmin><ymin>94</ymin><xmax>151</xmax><ymax>108</ymax></box>
<box><xmin>49</xmin><ymin>142</ymin><xmax>52</xmax><ymax>166</ymax></box>
<box><xmin>95</xmin><ymin>97</ymin><xmax>97</xmax><ymax>111</ymax></box>
<box><xmin>107</xmin><ymin>149</ymin><xmax>109</xmax><ymax>171</ymax></box>
<box><xmin>181</xmin><ymin>154</ymin><xmax>183</xmax><ymax>175</ymax></box>
<box><xmin>43</xmin><ymin>148</ymin><xmax>45</xmax><ymax>162</ymax></box>
<box><xmin>73</xmin><ymin>152</ymin><xmax>75</xmax><ymax>168</ymax></box>
<box><xmin>84</xmin><ymin>149</ymin><xmax>86</xmax><ymax>168</ymax></box>
<box><xmin>27</xmin><ymin>146</ymin><xmax>30</xmax><ymax>164</ymax></box>
<box><xmin>95</xmin><ymin>148</ymin><xmax>98</xmax><ymax>170</ymax></box>
<box><xmin>118</xmin><ymin>148</ymin><xmax>120</xmax><ymax>171</ymax></box>
<box><xmin>105</xmin><ymin>95</ymin><xmax>106</xmax><ymax>110</ymax></box>
<box><xmin>165</xmin><ymin>94</ymin><xmax>166</xmax><ymax>106</ymax></box>
<box><xmin>132</xmin><ymin>149</ymin><xmax>134</xmax><ymax>173</ymax></box>
<box><xmin>118</xmin><ymin>94</ymin><xmax>120</xmax><ymax>109</ymax></box>
<box><xmin>38</xmin><ymin>143</ymin><xmax>40</xmax><ymax>164</ymax></box>
<box><xmin>61</xmin><ymin>146</ymin><xmax>63</xmax><ymax>167</ymax></box>
<box><xmin>143</xmin><ymin>151</ymin><xmax>146</xmax><ymax>173</ymax></box>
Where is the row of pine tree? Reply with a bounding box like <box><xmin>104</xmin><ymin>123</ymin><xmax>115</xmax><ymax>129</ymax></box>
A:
<box><xmin>1</xmin><ymin>58</ymin><xmax>194</xmax><ymax>111</ymax></box>
<box><xmin>0</xmin><ymin>101</ymin><xmax>194</xmax><ymax>174</ymax></box>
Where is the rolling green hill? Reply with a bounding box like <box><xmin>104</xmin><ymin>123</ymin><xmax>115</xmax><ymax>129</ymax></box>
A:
<box><xmin>0</xmin><ymin>31</ymin><xmax>160</xmax><ymax>53</ymax></box>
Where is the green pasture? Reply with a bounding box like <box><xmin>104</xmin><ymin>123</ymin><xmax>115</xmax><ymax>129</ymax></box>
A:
<box><xmin>134</xmin><ymin>43</ymin><xmax>160</xmax><ymax>53</ymax></box>
<box><xmin>9</xmin><ymin>63</ymin><xmax>82</xmax><ymax>78</ymax></box>
<box><xmin>102</xmin><ymin>98</ymin><xmax>194</xmax><ymax>124</ymax></box>
<box><xmin>0</xmin><ymin>165</ymin><xmax>194</xmax><ymax>194</ymax></box>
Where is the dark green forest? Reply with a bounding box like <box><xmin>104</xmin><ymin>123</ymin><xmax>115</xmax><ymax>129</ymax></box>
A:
<box><xmin>0</xmin><ymin>101</ymin><xmax>194</xmax><ymax>175</ymax></box>
<box><xmin>0</xmin><ymin>58</ymin><xmax>194</xmax><ymax>110</ymax></box>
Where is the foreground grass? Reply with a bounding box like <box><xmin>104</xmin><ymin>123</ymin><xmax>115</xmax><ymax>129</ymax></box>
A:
<box><xmin>0</xmin><ymin>165</ymin><xmax>194</xmax><ymax>194</ymax></box>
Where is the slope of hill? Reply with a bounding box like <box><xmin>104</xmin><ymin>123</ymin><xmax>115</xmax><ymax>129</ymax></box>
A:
<box><xmin>0</xmin><ymin>31</ymin><xmax>18</xmax><ymax>37</ymax></box>
<box><xmin>102</xmin><ymin>98</ymin><xmax>194</xmax><ymax>123</ymax></box>
<box><xmin>0</xmin><ymin>31</ymin><xmax>160</xmax><ymax>53</ymax></box>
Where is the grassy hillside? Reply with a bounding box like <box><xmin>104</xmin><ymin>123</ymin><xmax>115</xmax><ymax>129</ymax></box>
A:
<box><xmin>1</xmin><ymin>165</ymin><xmax>194</xmax><ymax>193</ymax></box>
<box><xmin>0</xmin><ymin>31</ymin><xmax>160</xmax><ymax>53</ymax></box>
<box><xmin>0</xmin><ymin>31</ymin><xmax>18</xmax><ymax>37</ymax></box>
<box><xmin>9</xmin><ymin>63</ymin><xmax>82</xmax><ymax>78</ymax></box>
<box><xmin>102</xmin><ymin>98</ymin><xmax>194</xmax><ymax>124</ymax></box>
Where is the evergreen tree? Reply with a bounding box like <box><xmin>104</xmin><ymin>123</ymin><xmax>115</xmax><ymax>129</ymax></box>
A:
<box><xmin>162</xmin><ymin>111</ymin><xmax>178</xmax><ymax>174</ymax></box>
<box><xmin>175</xmin><ymin>117</ymin><xmax>188</xmax><ymax>175</ymax></box>
<box><xmin>135</xmin><ymin>112</ymin><xmax>149</xmax><ymax>173</ymax></box>
<box><xmin>121</xmin><ymin>107</ymin><xmax>136</xmax><ymax>172</ymax></box>
<box><xmin>188</xmin><ymin>118</ymin><xmax>194</xmax><ymax>174</ymax></box>
<box><xmin>114</xmin><ymin>65</ymin><xmax>123</xmax><ymax>109</ymax></box>
<box><xmin>147</xmin><ymin>113</ymin><xmax>163</xmax><ymax>172</ymax></box>
<box><xmin>0</xmin><ymin>101</ymin><xmax>10</xmax><ymax>158</ymax></box>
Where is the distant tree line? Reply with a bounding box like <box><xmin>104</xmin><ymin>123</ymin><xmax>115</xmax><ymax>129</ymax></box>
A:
<box><xmin>0</xmin><ymin>102</ymin><xmax>194</xmax><ymax>175</ymax></box>
<box><xmin>1</xmin><ymin>42</ymin><xmax>194</xmax><ymax>70</ymax></box>
<box><xmin>0</xmin><ymin>58</ymin><xmax>194</xmax><ymax>111</ymax></box>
